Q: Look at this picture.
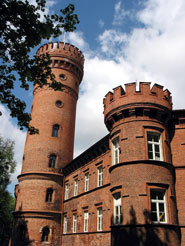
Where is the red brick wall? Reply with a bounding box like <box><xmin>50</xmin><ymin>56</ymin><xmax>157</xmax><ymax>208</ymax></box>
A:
<box><xmin>170</xmin><ymin>120</ymin><xmax>185</xmax><ymax>246</ymax></box>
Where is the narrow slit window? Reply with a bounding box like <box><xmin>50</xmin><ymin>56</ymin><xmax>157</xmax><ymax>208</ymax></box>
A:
<box><xmin>49</xmin><ymin>154</ymin><xmax>56</xmax><ymax>168</ymax></box>
<box><xmin>46</xmin><ymin>188</ymin><xmax>53</xmax><ymax>203</ymax></box>
<box><xmin>41</xmin><ymin>226</ymin><xmax>50</xmax><ymax>242</ymax></box>
<box><xmin>52</xmin><ymin>124</ymin><xmax>59</xmax><ymax>137</ymax></box>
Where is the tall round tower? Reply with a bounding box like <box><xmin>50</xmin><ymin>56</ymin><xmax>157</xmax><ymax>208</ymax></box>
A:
<box><xmin>104</xmin><ymin>82</ymin><xmax>180</xmax><ymax>245</ymax></box>
<box><xmin>12</xmin><ymin>42</ymin><xmax>84</xmax><ymax>245</ymax></box>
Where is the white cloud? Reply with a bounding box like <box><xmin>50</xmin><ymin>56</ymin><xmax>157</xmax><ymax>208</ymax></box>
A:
<box><xmin>113</xmin><ymin>1</ymin><xmax>130</xmax><ymax>26</ymax></box>
<box><xmin>0</xmin><ymin>105</ymin><xmax>26</xmax><ymax>185</ymax></box>
<box><xmin>74</xmin><ymin>0</ymin><xmax>185</xmax><ymax>156</ymax></box>
<box><xmin>98</xmin><ymin>19</ymin><xmax>105</xmax><ymax>28</ymax></box>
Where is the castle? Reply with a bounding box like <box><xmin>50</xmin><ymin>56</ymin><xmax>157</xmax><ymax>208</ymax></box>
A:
<box><xmin>11</xmin><ymin>42</ymin><xmax>185</xmax><ymax>246</ymax></box>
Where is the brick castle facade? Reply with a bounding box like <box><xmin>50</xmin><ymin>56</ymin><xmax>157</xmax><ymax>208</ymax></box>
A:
<box><xmin>11</xmin><ymin>42</ymin><xmax>185</xmax><ymax>246</ymax></box>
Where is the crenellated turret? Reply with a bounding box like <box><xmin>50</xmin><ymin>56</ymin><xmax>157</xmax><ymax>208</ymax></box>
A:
<box><xmin>106</xmin><ymin>82</ymin><xmax>180</xmax><ymax>246</ymax></box>
<box><xmin>104</xmin><ymin>82</ymin><xmax>172</xmax><ymax>131</ymax></box>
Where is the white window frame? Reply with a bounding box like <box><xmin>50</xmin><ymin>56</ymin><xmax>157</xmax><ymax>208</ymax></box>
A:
<box><xmin>85</xmin><ymin>173</ymin><xmax>89</xmax><ymax>192</ymax></box>
<box><xmin>64</xmin><ymin>183</ymin><xmax>69</xmax><ymax>200</ymax></box>
<box><xmin>73</xmin><ymin>214</ymin><xmax>77</xmax><ymax>233</ymax></box>
<box><xmin>112</xmin><ymin>137</ymin><xmax>120</xmax><ymax>165</ymax></box>
<box><xmin>113</xmin><ymin>192</ymin><xmax>122</xmax><ymax>225</ymax></box>
<box><xmin>97</xmin><ymin>207</ymin><xmax>103</xmax><ymax>231</ymax></box>
<box><xmin>97</xmin><ymin>166</ymin><xmax>103</xmax><ymax>187</ymax></box>
<box><xmin>63</xmin><ymin>215</ymin><xmax>67</xmax><ymax>234</ymax></box>
<box><xmin>147</xmin><ymin>132</ymin><xmax>162</xmax><ymax>161</ymax></box>
<box><xmin>84</xmin><ymin>211</ymin><xmax>88</xmax><ymax>232</ymax></box>
<box><xmin>74</xmin><ymin>179</ymin><xmax>78</xmax><ymax>196</ymax></box>
<box><xmin>150</xmin><ymin>189</ymin><xmax>167</xmax><ymax>223</ymax></box>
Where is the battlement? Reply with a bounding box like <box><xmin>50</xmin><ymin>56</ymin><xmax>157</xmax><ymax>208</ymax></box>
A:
<box><xmin>36</xmin><ymin>42</ymin><xmax>84</xmax><ymax>67</ymax></box>
<box><xmin>104</xmin><ymin>82</ymin><xmax>172</xmax><ymax>117</ymax></box>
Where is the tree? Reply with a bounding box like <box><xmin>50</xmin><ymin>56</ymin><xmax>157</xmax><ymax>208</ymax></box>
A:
<box><xmin>0</xmin><ymin>136</ymin><xmax>16</xmax><ymax>246</ymax></box>
<box><xmin>0</xmin><ymin>0</ymin><xmax>79</xmax><ymax>134</ymax></box>
<box><xmin>0</xmin><ymin>136</ymin><xmax>16</xmax><ymax>190</ymax></box>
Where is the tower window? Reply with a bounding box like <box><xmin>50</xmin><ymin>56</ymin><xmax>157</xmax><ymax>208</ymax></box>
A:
<box><xmin>49</xmin><ymin>154</ymin><xmax>56</xmax><ymax>168</ymax></box>
<box><xmin>147</xmin><ymin>132</ymin><xmax>162</xmax><ymax>160</ymax></box>
<box><xmin>150</xmin><ymin>189</ymin><xmax>167</xmax><ymax>223</ymax></box>
<box><xmin>52</xmin><ymin>124</ymin><xmax>59</xmax><ymax>137</ymax></box>
<box><xmin>41</xmin><ymin>226</ymin><xmax>50</xmax><ymax>242</ymax></box>
<box><xmin>112</xmin><ymin>137</ymin><xmax>120</xmax><ymax>165</ymax></box>
<box><xmin>113</xmin><ymin>192</ymin><xmax>122</xmax><ymax>225</ymax></box>
<box><xmin>46</xmin><ymin>188</ymin><xmax>53</xmax><ymax>203</ymax></box>
<box><xmin>97</xmin><ymin>166</ymin><xmax>103</xmax><ymax>187</ymax></box>
<box><xmin>59</xmin><ymin>73</ymin><xmax>66</xmax><ymax>80</ymax></box>
<box><xmin>56</xmin><ymin>100</ymin><xmax>62</xmax><ymax>108</ymax></box>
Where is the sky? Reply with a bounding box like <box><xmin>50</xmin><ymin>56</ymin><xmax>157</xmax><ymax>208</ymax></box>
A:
<box><xmin>1</xmin><ymin>0</ymin><xmax>185</xmax><ymax>193</ymax></box>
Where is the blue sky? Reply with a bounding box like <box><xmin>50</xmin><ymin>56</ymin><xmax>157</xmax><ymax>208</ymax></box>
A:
<box><xmin>1</xmin><ymin>0</ymin><xmax>185</xmax><ymax>193</ymax></box>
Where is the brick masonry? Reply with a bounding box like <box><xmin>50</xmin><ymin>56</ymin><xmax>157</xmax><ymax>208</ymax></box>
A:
<box><xmin>11</xmin><ymin>42</ymin><xmax>185</xmax><ymax>246</ymax></box>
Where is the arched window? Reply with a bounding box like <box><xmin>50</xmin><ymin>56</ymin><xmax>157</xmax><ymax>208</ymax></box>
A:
<box><xmin>41</xmin><ymin>226</ymin><xmax>50</xmax><ymax>242</ymax></box>
<box><xmin>46</xmin><ymin>188</ymin><xmax>53</xmax><ymax>203</ymax></box>
<box><xmin>49</xmin><ymin>154</ymin><xmax>56</xmax><ymax>168</ymax></box>
<box><xmin>18</xmin><ymin>224</ymin><xmax>26</xmax><ymax>241</ymax></box>
<box><xmin>52</xmin><ymin>124</ymin><xmax>59</xmax><ymax>137</ymax></box>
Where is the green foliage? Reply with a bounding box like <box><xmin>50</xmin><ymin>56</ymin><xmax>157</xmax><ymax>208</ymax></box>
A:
<box><xmin>0</xmin><ymin>191</ymin><xmax>15</xmax><ymax>246</ymax></box>
<box><xmin>0</xmin><ymin>0</ymin><xmax>79</xmax><ymax>134</ymax></box>
<box><xmin>0</xmin><ymin>136</ymin><xmax>16</xmax><ymax>245</ymax></box>
<box><xmin>0</xmin><ymin>136</ymin><xmax>16</xmax><ymax>190</ymax></box>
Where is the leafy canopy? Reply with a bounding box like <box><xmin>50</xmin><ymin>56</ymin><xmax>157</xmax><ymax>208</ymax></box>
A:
<box><xmin>0</xmin><ymin>136</ymin><xmax>16</xmax><ymax>190</ymax></box>
<box><xmin>0</xmin><ymin>135</ymin><xmax>16</xmax><ymax>245</ymax></box>
<box><xmin>0</xmin><ymin>0</ymin><xmax>79</xmax><ymax>134</ymax></box>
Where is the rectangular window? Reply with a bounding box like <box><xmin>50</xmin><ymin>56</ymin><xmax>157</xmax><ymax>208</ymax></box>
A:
<box><xmin>64</xmin><ymin>183</ymin><xmax>69</xmax><ymax>200</ymax></box>
<box><xmin>97</xmin><ymin>166</ymin><xmax>103</xmax><ymax>187</ymax></box>
<box><xmin>97</xmin><ymin>207</ymin><xmax>103</xmax><ymax>231</ymax></box>
<box><xmin>74</xmin><ymin>179</ymin><xmax>78</xmax><ymax>196</ymax></box>
<box><xmin>114</xmin><ymin>192</ymin><xmax>122</xmax><ymax>225</ymax></box>
<box><xmin>73</xmin><ymin>214</ymin><xmax>77</xmax><ymax>233</ymax></box>
<box><xmin>147</xmin><ymin>132</ymin><xmax>162</xmax><ymax>161</ymax></box>
<box><xmin>85</xmin><ymin>173</ymin><xmax>89</xmax><ymax>192</ymax></box>
<box><xmin>63</xmin><ymin>215</ymin><xmax>67</xmax><ymax>234</ymax></box>
<box><xmin>112</xmin><ymin>137</ymin><xmax>120</xmax><ymax>165</ymax></box>
<box><xmin>84</xmin><ymin>211</ymin><xmax>88</xmax><ymax>232</ymax></box>
<box><xmin>150</xmin><ymin>189</ymin><xmax>167</xmax><ymax>223</ymax></box>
